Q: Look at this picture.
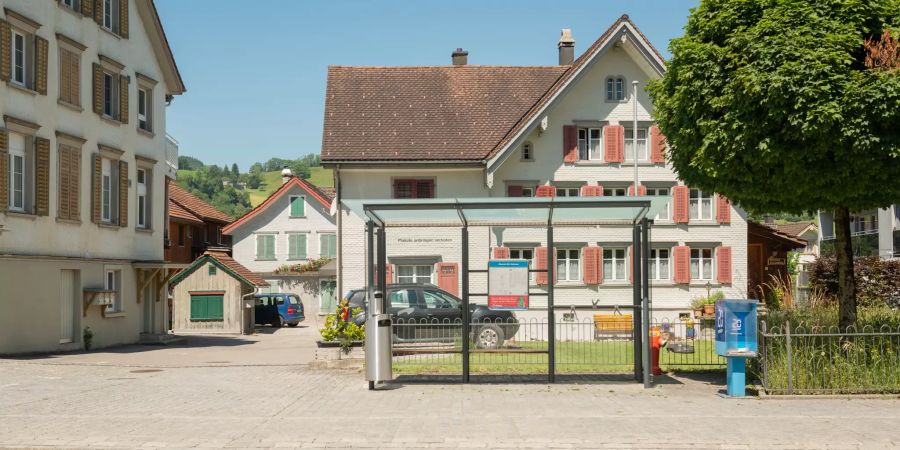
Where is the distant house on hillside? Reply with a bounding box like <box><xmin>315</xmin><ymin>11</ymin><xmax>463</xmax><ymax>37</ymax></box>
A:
<box><xmin>165</xmin><ymin>184</ymin><xmax>233</xmax><ymax>264</ymax></box>
<box><xmin>223</xmin><ymin>170</ymin><xmax>337</xmax><ymax>321</ymax></box>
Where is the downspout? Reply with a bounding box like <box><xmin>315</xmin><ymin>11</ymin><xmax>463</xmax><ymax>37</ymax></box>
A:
<box><xmin>335</xmin><ymin>164</ymin><xmax>343</xmax><ymax>303</ymax></box>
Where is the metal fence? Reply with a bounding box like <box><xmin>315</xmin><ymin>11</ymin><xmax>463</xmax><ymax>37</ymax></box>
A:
<box><xmin>760</xmin><ymin>321</ymin><xmax>900</xmax><ymax>394</ymax></box>
<box><xmin>390</xmin><ymin>315</ymin><xmax>724</xmax><ymax>377</ymax></box>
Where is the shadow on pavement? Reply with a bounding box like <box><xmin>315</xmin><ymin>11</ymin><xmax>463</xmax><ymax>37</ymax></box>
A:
<box><xmin>3</xmin><ymin>334</ymin><xmax>258</xmax><ymax>362</ymax></box>
<box><xmin>392</xmin><ymin>373</ymin><xmax>642</xmax><ymax>385</ymax></box>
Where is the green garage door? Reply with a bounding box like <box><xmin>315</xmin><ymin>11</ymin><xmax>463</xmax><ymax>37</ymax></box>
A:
<box><xmin>190</xmin><ymin>293</ymin><xmax>225</xmax><ymax>320</ymax></box>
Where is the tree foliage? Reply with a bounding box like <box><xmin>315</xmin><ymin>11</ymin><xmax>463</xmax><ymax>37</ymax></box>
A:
<box><xmin>176</xmin><ymin>167</ymin><xmax>252</xmax><ymax>219</ymax></box>
<box><xmin>648</xmin><ymin>0</ymin><xmax>900</xmax><ymax>214</ymax></box>
<box><xmin>177</xmin><ymin>155</ymin><xmax>204</xmax><ymax>170</ymax></box>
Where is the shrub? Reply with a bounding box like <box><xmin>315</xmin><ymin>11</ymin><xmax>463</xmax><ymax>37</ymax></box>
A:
<box><xmin>809</xmin><ymin>256</ymin><xmax>900</xmax><ymax>308</ymax></box>
<box><xmin>319</xmin><ymin>306</ymin><xmax>365</xmax><ymax>352</ymax></box>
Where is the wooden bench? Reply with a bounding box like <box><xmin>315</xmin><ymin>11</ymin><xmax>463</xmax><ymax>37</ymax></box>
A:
<box><xmin>593</xmin><ymin>314</ymin><xmax>634</xmax><ymax>340</ymax></box>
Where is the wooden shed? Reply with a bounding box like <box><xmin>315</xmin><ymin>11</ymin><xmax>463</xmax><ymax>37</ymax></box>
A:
<box><xmin>747</xmin><ymin>221</ymin><xmax>806</xmax><ymax>304</ymax></box>
<box><xmin>170</xmin><ymin>251</ymin><xmax>269</xmax><ymax>334</ymax></box>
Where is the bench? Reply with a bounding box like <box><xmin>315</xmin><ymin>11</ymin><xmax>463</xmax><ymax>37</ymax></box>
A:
<box><xmin>593</xmin><ymin>314</ymin><xmax>634</xmax><ymax>340</ymax></box>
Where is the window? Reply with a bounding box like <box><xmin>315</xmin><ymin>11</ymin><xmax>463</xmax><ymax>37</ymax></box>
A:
<box><xmin>646</xmin><ymin>187</ymin><xmax>670</xmax><ymax>221</ymax></box>
<box><xmin>11</xmin><ymin>30</ymin><xmax>26</xmax><ymax>86</ymax></box>
<box><xmin>58</xmin><ymin>47</ymin><xmax>81</xmax><ymax>106</ymax></box>
<box><xmin>136</xmin><ymin>168</ymin><xmax>149</xmax><ymax>229</ymax></box>
<box><xmin>60</xmin><ymin>0</ymin><xmax>80</xmax><ymax>10</ymax></box>
<box><xmin>208</xmin><ymin>264</ymin><xmax>216</xmax><ymax>276</ymax></box>
<box><xmin>606</xmin><ymin>76</ymin><xmax>625</xmax><ymax>101</ymax></box>
<box><xmin>289</xmin><ymin>195</ymin><xmax>305</xmax><ymax>217</ymax></box>
<box><xmin>577</xmin><ymin>128</ymin><xmax>602</xmax><ymax>160</ymax></box>
<box><xmin>649</xmin><ymin>249</ymin><xmax>670</xmax><ymax>280</ymax></box>
<box><xmin>137</xmin><ymin>87</ymin><xmax>151</xmax><ymax>132</ymax></box>
<box><xmin>7</xmin><ymin>132</ymin><xmax>27</xmax><ymax>212</ymax></box>
<box><xmin>102</xmin><ymin>0</ymin><xmax>118</xmax><ymax>32</ymax></box>
<box><xmin>555</xmin><ymin>187</ymin><xmax>580</xmax><ymax>197</ymax></box>
<box><xmin>319</xmin><ymin>280</ymin><xmax>337</xmax><ymax>311</ymax></box>
<box><xmin>690</xmin><ymin>248</ymin><xmax>714</xmax><ymax>280</ymax></box>
<box><xmin>521</xmin><ymin>142</ymin><xmax>533</xmax><ymax>161</ymax></box>
<box><xmin>101</xmin><ymin>157</ymin><xmax>112</xmax><ymax>223</ymax></box>
<box><xmin>556</xmin><ymin>249</ymin><xmax>580</xmax><ymax>282</ymax></box>
<box><xmin>190</xmin><ymin>293</ymin><xmax>224</xmax><ymax>321</ymax></box>
<box><xmin>397</xmin><ymin>265</ymin><xmax>433</xmax><ymax>284</ymax></box>
<box><xmin>422</xmin><ymin>289</ymin><xmax>459</xmax><ymax>309</ymax></box>
<box><xmin>510</xmin><ymin>248</ymin><xmax>534</xmax><ymax>282</ymax></box>
<box><xmin>102</xmin><ymin>72</ymin><xmax>116</xmax><ymax>117</ymax></box>
<box><xmin>625</xmin><ymin>129</ymin><xmax>648</xmax><ymax>161</ymax></box>
<box><xmin>389</xmin><ymin>289</ymin><xmax>416</xmax><ymax>308</ymax></box>
<box><xmin>287</xmin><ymin>233</ymin><xmax>307</xmax><ymax>260</ymax></box>
<box><xmin>603</xmin><ymin>187</ymin><xmax>626</xmax><ymax>197</ymax></box>
<box><xmin>603</xmin><ymin>248</ymin><xmax>627</xmax><ymax>281</ymax></box>
<box><xmin>319</xmin><ymin>233</ymin><xmax>337</xmax><ymax>258</ymax></box>
<box><xmin>507</xmin><ymin>185</ymin><xmax>534</xmax><ymax>197</ymax></box>
<box><xmin>393</xmin><ymin>179</ymin><xmax>434</xmax><ymax>199</ymax></box>
<box><xmin>104</xmin><ymin>269</ymin><xmax>122</xmax><ymax>313</ymax></box>
<box><xmin>689</xmin><ymin>189</ymin><xmax>714</xmax><ymax>220</ymax></box>
<box><xmin>256</xmin><ymin>234</ymin><xmax>276</xmax><ymax>260</ymax></box>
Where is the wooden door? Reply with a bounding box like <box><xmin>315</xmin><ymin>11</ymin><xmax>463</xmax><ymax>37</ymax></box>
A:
<box><xmin>747</xmin><ymin>244</ymin><xmax>764</xmax><ymax>299</ymax></box>
<box><xmin>59</xmin><ymin>270</ymin><xmax>76</xmax><ymax>344</ymax></box>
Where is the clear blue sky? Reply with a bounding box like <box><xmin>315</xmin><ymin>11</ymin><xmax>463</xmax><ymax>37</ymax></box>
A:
<box><xmin>157</xmin><ymin>0</ymin><xmax>697</xmax><ymax>171</ymax></box>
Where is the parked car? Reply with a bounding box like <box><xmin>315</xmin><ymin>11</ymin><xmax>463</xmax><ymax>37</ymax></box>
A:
<box><xmin>255</xmin><ymin>293</ymin><xmax>305</xmax><ymax>327</ymax></box>
<box><xmin>343</xmin><ymin>284</ymin><xmax>519</xmax><ymax>349</ymax></box>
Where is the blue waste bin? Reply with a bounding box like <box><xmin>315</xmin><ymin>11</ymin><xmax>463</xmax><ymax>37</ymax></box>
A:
<box><xmin>714</xmin><ymin>299</ymin><xmax>758</xmax><ymax>397</ymax></box>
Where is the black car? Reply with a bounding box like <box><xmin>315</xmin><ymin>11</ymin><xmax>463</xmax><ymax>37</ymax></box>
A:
<box><xmin>344</xmin><ymin>284</ymin><xmax>519</xmax><ymax>349</ymax></box>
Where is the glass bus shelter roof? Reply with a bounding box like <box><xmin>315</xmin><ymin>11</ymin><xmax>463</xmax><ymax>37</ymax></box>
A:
<box><xmin>343</xmin><ymin>196</ymin><xmax>669</xmax><ymax>228</ymax></box>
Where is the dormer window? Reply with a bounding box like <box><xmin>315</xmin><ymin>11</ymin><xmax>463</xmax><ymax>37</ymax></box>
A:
<box><xmin>521</xmin><ymin>142</ymin><xmax>534</xmax><ymax>161</ymax></box>
<box><xmin>606</xmin><ymin>76</ymin><xmax>626</xmax><ymax>102</ymax></box>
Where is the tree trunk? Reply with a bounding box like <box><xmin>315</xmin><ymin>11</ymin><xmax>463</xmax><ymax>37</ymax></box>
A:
<box><xmin>833</xmin><ymin>206</ymin><xmax>857</xmax><ymax>330</ymax></box>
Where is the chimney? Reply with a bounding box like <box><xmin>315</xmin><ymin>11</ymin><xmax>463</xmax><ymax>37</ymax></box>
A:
<box><xmin>451</xmin><ymin>48</ymin><xmax>468</xmax><ymax>66</ymax></box>
<box><xmin>558</xmin><ymin>29</ymin><xmax>575</xmax><ymax>65</ymax></box>
<box><xmin>764</xmin><ymin>214</ymin><xmax>775</xmax><ymax>224</ymax></box>
<box><xmin>281</xmin><ymin>166</ymin><xmax>293</xmax><ymax>184</ymax></box>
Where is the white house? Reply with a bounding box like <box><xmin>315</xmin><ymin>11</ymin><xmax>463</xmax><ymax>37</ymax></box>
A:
<box><xmin>223</xmin><ymin>172</ymin><xmax>337</xmax><ymax>321</ymax></box>
<box><xmin>819</xmin><ymin>207</ymin><xmax>899</xmax><ymax>260</ymax></box>
<box><xmin>0</xmin><ymin>0</ymin><xmax>185</xmax><ymax>353</ymax></box>
<box><xmin>321</xmin><ymin>16</ymin><xmax>749</xmax><ymax>322</ymax></box>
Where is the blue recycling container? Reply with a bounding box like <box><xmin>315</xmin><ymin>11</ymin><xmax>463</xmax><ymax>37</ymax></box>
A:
<box><xmin>714</xmin><ymin>299</ymin><xmax>759</xmax><ymax>397</ymax></box>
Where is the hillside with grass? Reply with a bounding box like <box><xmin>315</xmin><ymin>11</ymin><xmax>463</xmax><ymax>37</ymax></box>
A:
<box><xmin>245</xmin><ymin>167</ymin><xmax>333</xmax><ymax>207</ymax></box>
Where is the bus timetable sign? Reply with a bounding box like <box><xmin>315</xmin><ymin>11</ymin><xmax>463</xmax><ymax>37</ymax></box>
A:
<box><xmin>488</xmin><ymin>259</ymin><xmax>529</xmax><ymax>310</ymax></box>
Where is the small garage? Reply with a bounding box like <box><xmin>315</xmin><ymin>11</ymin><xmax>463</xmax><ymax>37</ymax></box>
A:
<box><xmin>170</xmin><ymin>250</ymin><xmax>269</xmax><ymax>334</ymax></box>
<box><xmin>747</xmin><ymin>221</ymin><xmax>806</xmax><ymax>304</ymax></box>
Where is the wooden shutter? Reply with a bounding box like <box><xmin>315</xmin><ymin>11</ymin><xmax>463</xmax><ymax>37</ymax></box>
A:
<box><xmin>81</xmin><ymin>0</ymin><xmax>94</xmax><ymax>18</ymax></box>
<box><xmin>91</xmin><ymin>153</ymin><xmax>101</xmax><ymax>223</ymax></box>
<box><xmin>650</xmin><ymin>125</ymin><xmax>667</xmax><ymax>164</ymax></box>
<box><xmin>582</xmin><ymin>246</ymin><xmax>600</xmax><ymax>285</ymax></box>
<box><xmin>35</xmin><ymin>36</ymin><xmax>49</xmax><ymax>95</ymax></box>
<box><xmin>535</xmin><ymin>185</ymin><xmax>556</xmax><ymax>197</ymax></box>
<box><xmin>492</xmin><ymin>247</ymin><xmax>510</xmax><ymax>259</ymax></box>
<box><xmin>604</xmin><ymin>125</ymin><xmax>624</xmax><ymax>163</ymax></box>
<box><xmin>94</xmin><ymin>0</ymin><xmax>103</xmax><ymax>25</ymax></box>
<box><xmin>627</xmin><ymin>184</ymin><xmax>647</xmax><ymax>196</ymax></box>
<box><xmin>92</xmin><ymin>63</ymin><xmax>103</xmax><ymax>115</ymax></box>
<box><xmin>672</xmin><ymin>185</ymin><xmax>689</xmax><ymax>224</ymax></box>
<box><xmin>435</xmin><ymin>262</ymin><xmax>459</xmax><ymax>296</ymax></box>
<box><xmin>507</xmin><ymin>185</ymin><xmax>523</xmax><ymax>197</ymax></box>
<box><xmin>717</xmin><ymin>246</ymin><xmax>733</xmax><ymax>284</ymax></box>
<box><xmin>58</xmin><ymin>147</ymin><xmax>70</xmax><ymax>220</ymax></box>
<box><xmin>562</xmin><ymin>125</ymin><xmax>578</xmax><ymax>163</ymax></box>
<box><xmin>0</xmin><ymin>20</ymin><xmax>10</xmax><ymax>82</ymax></box>
<box><xmin>716</xmin><ymin>195</ymin><xmax>731</xmax><ymax>224</ymax></box>
<box><xmin>580</xmin><ymin>185</ymin><xmax>602</xmax><ymax>197</ymax></box>
<box><xmin>118</xmin><ymin>0</ymin><xmax>129</xmax><ymax>38</ymax></box>
<box><xmin>535</xmin><ymin>246</ymin><xmax>548</xmax><ymax>285</ymax></box>
<box><xmin>385</xmin><ymin>264</ymin><xmax>393</xmax><ymax>285</ymax></box>
<box><xmin>673</xmin><ymin>246</ymin><xmax>690</xmax><ymax>284</ymax></box>
<box><xmin>290</xmin><ymin>196</ymin><xmax>305</xmax><ymax>216</ymax></box>
<box><xmin>118</xmin><ymin>159</ymin><xmax>128</xmax><ymax>227</ymax></box>
<box><xmin>118</xmin><ymin>74</ymin><xmax>130</xmax><ymax>124</ymax></box>
<box><xmin>34</xmin><ymin>137</ymin><xmax>50</xmax><ymax>216</ymax></box>
<box><xmin>0</xmin><ymin>129</ymin><xmax>8</xmax><ymax>212</ymax></box>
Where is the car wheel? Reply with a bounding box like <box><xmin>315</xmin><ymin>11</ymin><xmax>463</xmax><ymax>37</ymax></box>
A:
<box><xmin>287</xmin><ymin>322</ymin><xmax>298</xmax><ymax>327</ymax></box>
<box><xmin>475</xmin><ymin>324</ymin><xmax>504</xmax><ymax>349</ymax></box>
<box><xmin>273</xmin><ymin>315</ymin><xmax>284</xmax><ymax>328</ymax></box>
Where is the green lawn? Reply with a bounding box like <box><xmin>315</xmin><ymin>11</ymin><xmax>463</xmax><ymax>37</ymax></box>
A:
<box><xmin>308</xmin><ymin>166</ymin><xmax>334</xmax><ymax>188</ymax></box>
<box><xmin>246</xmin><ymin>168</ymin><xmax>333</xmax><ymax>207</ymax></box>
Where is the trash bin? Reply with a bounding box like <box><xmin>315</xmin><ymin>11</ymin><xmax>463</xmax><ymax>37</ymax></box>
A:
<box><xmin>365</xmin><ymin>313</ymin><xmax>392</xmax><ymax>390</ymax></box>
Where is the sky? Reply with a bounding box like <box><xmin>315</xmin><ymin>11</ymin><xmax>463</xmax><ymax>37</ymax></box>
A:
<box><xmin>156</xmin><ymin>0</ymin><xmax>698</xmax><ymax>171</ymax></box>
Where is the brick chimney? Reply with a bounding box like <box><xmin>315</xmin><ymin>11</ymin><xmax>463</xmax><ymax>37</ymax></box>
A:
<box><xmin>452</xmin><ymin>48</ymin><xmax>468</xmax><ymax>66</ymax></box>
<box><xmin>558</xmin><ymin>29</ymin><xmax>575</xmax><ymax>65</ymax></box>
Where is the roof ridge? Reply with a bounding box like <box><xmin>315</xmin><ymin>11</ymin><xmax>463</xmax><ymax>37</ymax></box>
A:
<box><xmin>328</xmin><ymin>65</ymin><xmax>570</xmax><ymax>69</ymax></box>
<box><xmin>222</xmin><ymin>177</ymin><xmax>333</xmax><ymax>235</ymax></box>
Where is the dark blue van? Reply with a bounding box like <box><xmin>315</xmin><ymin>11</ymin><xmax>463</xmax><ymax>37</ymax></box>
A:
<box><xmin>254</xmin><ymin>293</ymin><xmax>305</xmax><ymax>327</ymax></box>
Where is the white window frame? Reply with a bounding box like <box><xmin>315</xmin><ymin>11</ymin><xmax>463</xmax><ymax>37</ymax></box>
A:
<box><xmin>286</xmin><ymin>232</ymin><xmax>308</xmax><ymax>260</ymax></box>
<box><xmin>103</xmin><ymin>0</ymin><xmax>116</xmax><ymax>32</ymax></box>
<box><xmin>603</xmin><ymin>248</ymin><xmax>628</xmax><ymax>282</ymax></box>
<box><xmin>689</xmin><ymin>189</ymin><xmax>714</xmax><ymax>221</ymax></box>
<box><xmin>555</xmin><ymin>187</ymin><xmax>580</xmax><ymax>197</ymax></box>
<box><xmin>136</xmin><ymin>168</ymin><xmax>148</xmax><ymax>229</ymax></box>
<box><xmin>606</xmin><ymin>76</ymin><xmax>626</xmax><ymax>101</ymax></box>
<box><xmin>11</xmin><ymin>29</ymin><xmax>27</xmax><ymax>87</ymax></box>
<box><xmin>7</xmin><ymin>132</ymin><xmax>26</xmax><ymax>212</ymax></box>
<box><xmin>649</xmin><ymin>248</ymin><xmax>671</xmax><ymax>281</ymax></box>
<box><xmin>556</xmin><ymin>248</ymin><xmax>580</xmax><ymax>282</ymax></box>
<box><xmin>509</xmin><ymin>248</ymin><xmax>535</xmax><ymax>283</ymax></box>
<box><xmin>101</xmin><ymin>157</ymin><xmax>113</xmax><ymax>223</ymax></box>
<box><xmin>137</xmin><ymin>87</ymin><xmax>151</xmax><ymax>132</ymax></box>
<box><xmin>318</xmin><ymin>232</ymin><xmax>337</xmax><ymax>259</ymax></box>
<box><xmin>521</xmin><ymin>142</ymin><xmax>533</xmax><ymax>161</ymax></box>
<box><xmin>577</xmin><ymin>128</ymin><xmax>602</xmax><ymax>161</ymax></box>
<box><xmin>521</xmin><ymin>187</ymin><xmax>534</xmax><ymax>197</ymax></box>
<box><xmin>624</xmin><ymin>128</ymin><xmax>648</xmax><ymax>162</ymax></box>
<box><xmin>603</xmin><ymin>187</ymin><xmax>627</xmax><ymax>197</ymax></box>
<box><xmin>104</xmin><ymin>268</ymin><xmax>122</xmax><ymax>313</ymax></box>
<box><xmin>690</xmin><ymin>248</ymin><xmax>714</xmax><ymax>281</ymax></box>
<box><xmin>646</xmin><ymin>187</ymin><xmax>671</xmax><ymax>221</ymax></box>
<box><xmin>396</xmin><ymin>265</ymin><xmax>433</xmax><ymax>284</ymax></box>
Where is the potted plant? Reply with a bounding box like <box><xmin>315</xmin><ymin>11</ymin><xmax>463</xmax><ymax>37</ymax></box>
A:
<box><xmin>690</xmin><ymin>297</ymin><xmax>705</xmax><ymax>318</ymax></box>
<box><xmin>703</xmin><ymin>291</ymin><xmax>725</xmax><ymax>316</ymax></box>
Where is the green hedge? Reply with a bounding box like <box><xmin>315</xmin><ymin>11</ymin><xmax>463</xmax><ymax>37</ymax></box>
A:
<box><xmin>808</xmin><ymin>256</ymin><xmax>900</xmax><ymax>308</ymax></box>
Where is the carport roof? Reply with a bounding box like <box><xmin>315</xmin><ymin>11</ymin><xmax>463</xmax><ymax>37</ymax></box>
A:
<box><xmin>343</xmin><ymin>196</ymin><xmax>668</xmax><ymax>228</ymax></box>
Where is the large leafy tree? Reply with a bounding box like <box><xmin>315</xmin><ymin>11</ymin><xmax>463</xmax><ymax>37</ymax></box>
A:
<box><xmin>649</xmin><ymin>0</ymin><xmax>900</xmax><ymax>329</ymax></box>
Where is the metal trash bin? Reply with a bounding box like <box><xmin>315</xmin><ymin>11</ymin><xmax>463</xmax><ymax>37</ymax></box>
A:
<box><xmin>365</xmin><ymin>313</ymin><xmax>392</xmax><ymax>389</ymax></box>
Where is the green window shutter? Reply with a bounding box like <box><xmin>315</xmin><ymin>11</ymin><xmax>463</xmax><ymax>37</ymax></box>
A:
<box><xmin>290</xmin><ymin>196</ymin><xmax>305</xmax><ymax>217</ymax></box>
<box><xmin>321</xmin><ymin>234</ymin><xmax>336</xmax><ymax>258</ymax></box>
<box><xmin>190</xmin><ymin>295</ymin><xmax>207</xmax><ymax>320</ymax></box>
<box><xmin>266</xmin><ymin>235</ymin><xmax>275</xmax><ymax>259</ymax></box>
<box><xmin>289</xmin><ymin>233</ymin><xmax>307</xmax><ymax>260</ymax></box>
<box><xmin>257</xmin><ymin>235</ymin><xmax>275</xmax><ymax>260</ymax></box>
<box><xmin>208</xmin><ymin>295</ymin><xmax>224</xmax><ymax>320</ymax></box>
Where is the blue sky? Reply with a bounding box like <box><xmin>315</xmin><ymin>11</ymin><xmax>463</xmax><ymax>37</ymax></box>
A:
<box><xmin>157</xmin><ymin>0</ymin><xmax>697</xmax><ymax>171</ymax></box>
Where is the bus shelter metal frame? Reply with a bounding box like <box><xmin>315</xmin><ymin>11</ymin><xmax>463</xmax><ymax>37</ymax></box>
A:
<box><xmin>361</xmin><ymin>198</ymin><xmax>654</xmax><ymax>388</ymax></box>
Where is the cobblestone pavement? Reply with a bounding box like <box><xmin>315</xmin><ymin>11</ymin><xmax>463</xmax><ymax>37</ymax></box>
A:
<box><xmin>2</xmin><ymin>333</ymin><xmax>899</xmax><ymax>449</ymax></box>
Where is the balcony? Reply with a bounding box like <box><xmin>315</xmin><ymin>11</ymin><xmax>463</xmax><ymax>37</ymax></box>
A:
<box><xmin>820</xmin><ymin>230</ymin><xmax>880</xmax><ymax>257</ymax></box>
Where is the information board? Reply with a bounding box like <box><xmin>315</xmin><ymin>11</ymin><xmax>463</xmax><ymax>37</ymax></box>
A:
<box><xmin>488</xmin><ymin>259</ymin><xmax>529</xmax><ymax>310</ymax></box>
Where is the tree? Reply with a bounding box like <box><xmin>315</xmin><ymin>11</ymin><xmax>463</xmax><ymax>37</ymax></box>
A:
<box><xmin>178</xmin><ymin>155</ymin><xmax>204</xmax><ymax>170</ymax></box>
<box><xmin>649</xmin><ymin>0</ymin><xmax>900</xmax><ymax>329</ymax></box>
<box><xmin>231</xmin><ymin>163</ymin><xmax>239</xmax><ymax>177</ymax></box>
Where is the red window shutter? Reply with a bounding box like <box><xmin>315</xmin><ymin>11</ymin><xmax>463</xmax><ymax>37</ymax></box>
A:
<box><xmin>535</xmin><ymin>247</ymin><xmax>548</xmax><ymax>285</ymax></box>
<box><xmin>492</xmin><ymin>246</ymin><xmax>510</xmax><ymax>259</ymax></box>
<box><xmin>628</xmin><ymin>245</ymin><xmax>634</xmax><ymax>283</ymax></box>
<box><xmin>582</xmin><ymin>246</ymin><xmax>600</xmax><ymax>285</ymax></box>
<box><xmin>672</xmin><ymin>186</ymin><xmax>690</xmax><ymax>223</ymax></box>
<box><xmin>580</xmin><ymin>185</ymin><xmax>602</xmax><ymax>197</ymax></box>
<box><xmin>650</xmin><ymin>125</ymin><xmax>667</xmax><ymax>164</ymax></box>
<box><xmin>563</xmin><ymin>125</ymin><xmax>578</xmax><ymax>163</ymax></box>
<box><xmin>627</xmin><ymin>184</ymin><xmax>648</xmax><ymax>196</ymax></box>
<box><xmin>603</xmin><ymin>125</ymin><xmax>622</xmax><ymax>163</ymax></box>
<box><xmin>535</xmin><ymin>185</ymin><xmax>556</xmax><ymax>197</ymax></box>
<box><xmin>435</xmin><ymin>262</ymin><xmax>460</xmax><ymax>296</ymax></box>
<box><xmin>716</xmin><ymin>195</ymin><xmax>731</xmax><ymax>224</ymax></box>
<box><xmin>507</xmin><ymin>185</ymin><xmax>523</xmax><ymax>197</ymax></box>
<box><xmin>385</xmin><ymin>264</ymin><xmax>394</xmax><ymax>286</ymax></box>
<box><xmin>673</xmin><ymin>246</ymin><xmax>690</xmax><ymax>284</ymax></box>
<box><xmin>597</xmin><ymin>246</ymin><xmax>605</xmax><ymax>284</ymax></box>
<box><xmin>717</xmin><ymin>246</ymin><xmax>732</xmax><ymax>284</ymax></box>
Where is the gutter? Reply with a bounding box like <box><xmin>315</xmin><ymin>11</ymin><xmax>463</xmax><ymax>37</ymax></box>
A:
<box><xmin>335</xmin><ymin>164</ymin><xmax>343</xmax><ymax>299</ymax></box>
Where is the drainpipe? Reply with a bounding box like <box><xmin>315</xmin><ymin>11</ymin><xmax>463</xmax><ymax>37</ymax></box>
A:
<box><xmin>335</xmin><ymin>165</ymin><xmax>343</xmax><ymax>303</ymax></box>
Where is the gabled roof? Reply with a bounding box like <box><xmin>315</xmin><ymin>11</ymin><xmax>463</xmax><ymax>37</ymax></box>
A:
<box><xmin>168</xmin><ymin>198</ymin><xmax>204</xmax><ymax>225</ymax></box>
<box><xmin>222</xmin><ymin>177</ymin><xmax>334</xmax><ymax>235</ymax></box>
<box><xmin>769</xmin><ymin>222</ymin><xmax>818</xmax><ymax>238</ymax></box>
<box><xmin>748</xmin><ymin>221</ymin><xmax>807</xmax><ymax>248</ymax></box>
<box><xmin>169</xmin><ymin>184</ymin><xmax>233</xmax><ymax>224</ymax></box>
<box><xmin>170</xmin><ymin>250</ymin><xmax>269</xmax><ymax>288</ymax></box>
<box><xmin>137</xmin><ymin>0</ymin><xmax>186</xmax><ymax>95</ymax></box>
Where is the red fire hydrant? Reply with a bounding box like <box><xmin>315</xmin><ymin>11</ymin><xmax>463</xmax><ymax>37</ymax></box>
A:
<box><xmin>650</xmin><ymin>327</ymin><xmax>662</xmax><ymax>376</ymax></box>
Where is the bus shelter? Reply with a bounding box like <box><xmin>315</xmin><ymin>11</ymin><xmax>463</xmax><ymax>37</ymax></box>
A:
<box><xmin>344</xmin><ymin>196</ymin><xmax>668</xmax><ymax>387</ymax></box>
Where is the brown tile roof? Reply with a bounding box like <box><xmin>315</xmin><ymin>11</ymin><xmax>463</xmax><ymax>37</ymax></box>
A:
<box><xmin>318</xmin><ymin>187</ymin><xmax>336</xmax><ymax>202</ymax></box>
<box><xmin>321</xmin><ymin>65</ymin><xmax>568</xmax><ymax>161</ymax></box>
<box><xmin>168</xmin><ymin>198</ymin><xmax>204</xmax><ymax>225</ymax></box>
<box><xmin>749</xmin><ymin>221</ymin><xmax>807</xmax><ymax>248</ymax></box>
<box><xmin>169</xmin><ymin>183</ymin><xmax>233</xmax><ymax>224</ymax></box>
<box><xmin>205</xmin><ymin>250</ymin><xmax>269</xmax><ymax>287</ymax></box>
<box><xmin>769</xmin><ymin>222</ymin><xmax>817</xmax><ymax>238</ymax></box>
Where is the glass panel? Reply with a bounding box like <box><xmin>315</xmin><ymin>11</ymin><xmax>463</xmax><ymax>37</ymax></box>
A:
<box><xmin>389</xmin><ymin>289</ymin><xmax>411</xmax><ymax>307</ymax></box>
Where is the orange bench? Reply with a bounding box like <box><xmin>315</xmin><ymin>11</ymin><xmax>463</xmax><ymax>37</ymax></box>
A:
<box><xmin>593</xmin><ymin>314</ymin><xmax>634</xmax><ymax>340</ymax></box>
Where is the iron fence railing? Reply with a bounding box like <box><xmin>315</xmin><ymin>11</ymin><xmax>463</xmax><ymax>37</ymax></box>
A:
<box><xmin>760</xmin><ymin>321</ymin><xmax>900</xmax><ymax>394</ymax></box>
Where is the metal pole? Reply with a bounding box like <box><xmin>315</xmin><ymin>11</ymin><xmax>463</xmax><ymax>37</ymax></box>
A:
<box><xmin>547</xmin><ymin>222</ymin><xmax>555</xmax><ymax>383</ymax></box>
<box><xmin>786</xmin><ymin>320</ymin><xmax>793</xmax><ymax>395</ymax></box>
<box><xmin>366</xmin><ymin>221</ymin><xmax>375</xmax><ymax>314</ymax></box>
<box><xmin>377</xmin><ymin>226</ymin><xmax>387</xmax><ymax>314</ymax></box>
<box><xmin>641</xmin><ymin>218</ymin><xmax>651</xmax><ymax>389</ymax></box>
<box><xmin>632</xmin><ymin>80</ymin><xmax>639</xmax><ymax>192</ymax></box>
<box><xmin>632</xmin><ymin>224</ymin><xmax>642</xmax><ymax>381</ymax></box>
<box><xmin>461</xmin><ymin>225</ymin><xmax>470</xmax><ymax>383</ymax></box>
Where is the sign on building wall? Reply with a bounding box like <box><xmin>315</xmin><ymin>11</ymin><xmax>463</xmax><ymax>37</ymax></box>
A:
<box><xmin>488</xmin><ymin>260</ymin><xmax>529</xmax><ymax>310</ymax></box>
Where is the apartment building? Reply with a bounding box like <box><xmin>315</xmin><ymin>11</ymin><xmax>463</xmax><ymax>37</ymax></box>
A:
<box><xmin>819</xmin><ymin>207</ymin><xmax>900</xmax><ymax>259</ymax></box>
<box><xmin>0</xmin><ymin>0</ymin><xmax>185</xmax><ymax>353</ymax></box>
